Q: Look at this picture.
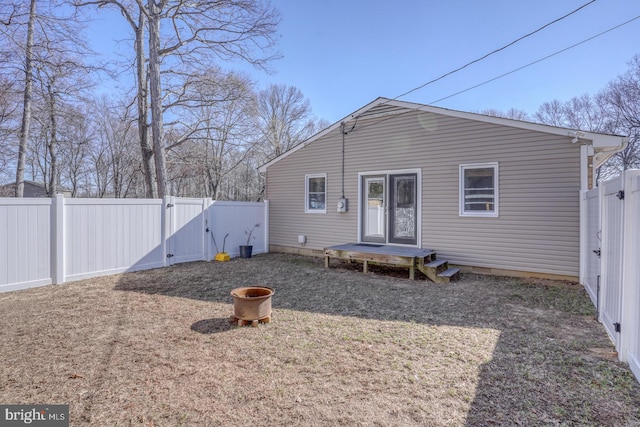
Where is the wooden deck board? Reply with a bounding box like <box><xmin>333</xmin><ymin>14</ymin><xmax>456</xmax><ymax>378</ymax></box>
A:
<box><xmin>325</xmin><ymin>243</ymin><xmax>434</xmax><ymax>257</ymax></box>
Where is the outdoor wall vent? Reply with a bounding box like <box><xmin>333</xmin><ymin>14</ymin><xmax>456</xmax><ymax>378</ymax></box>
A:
<box><xmin>298</xmin><ymin>234</ymin><xmax>306</xmax><ymax>244</ymax></box>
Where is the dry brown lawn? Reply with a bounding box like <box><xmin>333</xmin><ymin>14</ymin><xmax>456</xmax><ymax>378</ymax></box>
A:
<box><xmin>1</xmin><ymin>253</ymin><xmax>639</xmax><ymax>426</ymax></box>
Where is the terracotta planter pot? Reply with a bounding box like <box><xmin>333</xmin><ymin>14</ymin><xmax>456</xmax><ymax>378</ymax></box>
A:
<box><xmin>230</xmin><ymin>286</ymin><xmax>274</xmax><ymax>321</ymax></box>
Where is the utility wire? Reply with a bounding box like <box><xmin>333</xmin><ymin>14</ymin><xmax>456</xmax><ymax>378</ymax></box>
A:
<box><xmin>345</xmin><ymin>13</ymin><xmax>640</xmax><ymax>135</ymax></box>
<box><xmin>429</xmin><ymin>14</ymin><xmax>640</xmax><ymax>105</ymax></box>
<box><xmin>393</xmin><ymin>0</ymin><xmax>597</xmax><ymax>101</ymax></box>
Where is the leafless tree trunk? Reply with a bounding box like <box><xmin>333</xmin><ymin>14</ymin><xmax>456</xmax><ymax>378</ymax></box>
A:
<box><xmin>73</xmin><ymin>0</ymin><xmax>158</xmax><ymax>197</ymax></box>
<box><xmin>45</xmin><ymin>82</ymin><xmax>57</xmax><ymax>196</ymax></box>
<box><xmin>0</xmin><ymin>77</ymin><xmax>18</xmax><ymax>185</ymax></box>
<box><xmin>14</xmin><ymin>0</ymin><xmax>35</xmax><ymax>197</ymax></box>
<box><xmin>134</xmin><ymin>11</ymin><xmax>156</xmax><ymax>197</ymax></box>
<box><xmin>147</xmin><ymin>0</ymin><xmax>168</xmax><ymax>198</ymax></box>
<box><xmin>62</xmin><ymin>109</ymin><xmax>92</xmax><ymax>197</ymax></box>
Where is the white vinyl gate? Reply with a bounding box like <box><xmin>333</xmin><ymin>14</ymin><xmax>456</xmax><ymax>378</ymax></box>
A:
<box><xmin>581</xmin><ymin>188</ymin><xmax>601</xmax><ymax>306</ymax></box>
<box><xmin>166</xmin><ymin>197</ymin><xmax>210</xmax><ymax>265</ymax></box>
<box><xmin>623</xmin><ymin>172</ymin><xmax>640</xmax><ymax>382</ymax></box>
<box><xmin>600</xmin><ymin>175</ymin><xmax>625</xmax><ymax>347</ymax></box>
<box><xmin>581</xmin><ymin>169</ymin><xmax>640</xmax><ymax>384</ymax></box>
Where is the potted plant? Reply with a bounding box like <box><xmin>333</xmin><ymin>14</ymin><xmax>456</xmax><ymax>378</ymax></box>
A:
<box><xmin>239</xmin><ymin>222</ymin><xmax>260</xmax><ymax>258</ymax></box>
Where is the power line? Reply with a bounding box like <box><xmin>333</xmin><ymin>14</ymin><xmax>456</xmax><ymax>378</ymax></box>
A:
<box><xmin>429</xmin><ymin>14</ymin><xmax>640</xmax><ymax>105</ymax></box>
<box><xmin>346</xmin><ymin>13</ymin><xmax>640</xmax><ymax>135</ymax></box>
<box><xmin>393</xmin><ymin>0</ymin><xmax>597</xmax><ymax>101</ymax></box>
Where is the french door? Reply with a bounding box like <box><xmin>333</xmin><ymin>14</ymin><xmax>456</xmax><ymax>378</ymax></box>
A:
<box><xmin>361</xmin><ymin>172</ymin><xmax>418</xmax><ymax>246</ymax></box>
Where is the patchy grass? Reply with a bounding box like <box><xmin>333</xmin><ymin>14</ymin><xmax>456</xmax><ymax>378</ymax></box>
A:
<box><xmin>0</xmin><ymin>254</ymin><xmax>638</xmax><ymax>426</ymax></box>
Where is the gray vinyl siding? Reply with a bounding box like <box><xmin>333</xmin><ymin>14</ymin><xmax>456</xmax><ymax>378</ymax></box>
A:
<box><xmin>266</xmin><ymin>107</ymin><xmax>582</xmax><ymax>277</ymax></box>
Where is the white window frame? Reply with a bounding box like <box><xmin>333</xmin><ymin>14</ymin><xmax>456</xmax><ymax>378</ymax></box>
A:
<box><xmin>305</xmin><ymin>173</ymin><xmax>327</xmax><ymax>214</ymax></box>
<box><xmin>459</xmin><ymin>162</ymin><xmax>499</xmax><ymax>217</ymax></box>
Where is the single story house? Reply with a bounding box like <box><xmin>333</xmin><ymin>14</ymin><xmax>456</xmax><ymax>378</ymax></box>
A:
<box><xmin>259</xmin><ymin>98</ymin><xmax>628</xmax><ymax>280</ymax></box>
<box><xmin>0</xmin><ymin>180</ymin><xmax>72</xmax><ymax>198</ymax></box>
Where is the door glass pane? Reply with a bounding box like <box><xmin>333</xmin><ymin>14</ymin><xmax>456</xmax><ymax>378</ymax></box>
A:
<box><xmin>393</xmin><ymin>176</ymin><xmax>415</xmax><ymax>239</ymax></box>
<box><xmin>364</xmin><ymin>178</ymin><xmax>385</xmax><ymax>240</ymax></box>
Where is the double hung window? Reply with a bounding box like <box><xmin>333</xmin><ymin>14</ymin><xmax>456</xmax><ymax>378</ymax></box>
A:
<box><xmin>305</xmin><ymin>174</ymin><xmax>326</xmax><ymax>213</ymax></box>
<box><xmin>459</xmin><ymin>163</ymin><xmax>499</xmax><ymax>217</ymax></box>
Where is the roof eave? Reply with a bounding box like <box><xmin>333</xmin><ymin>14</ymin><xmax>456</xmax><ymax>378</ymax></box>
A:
<box><xmin>259</xmin><ymin>97</ymin><xmax>630</xmax><ymax>171</ymax></box>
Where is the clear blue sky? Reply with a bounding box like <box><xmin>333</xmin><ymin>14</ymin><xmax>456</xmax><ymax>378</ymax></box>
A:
<box><xmin>90</xmin><ymin>0</ymin><xmax>640</xmax><ymax>124</ymax></box>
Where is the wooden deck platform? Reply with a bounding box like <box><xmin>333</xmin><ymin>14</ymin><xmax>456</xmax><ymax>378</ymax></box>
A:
<box><xmin>324</xmin><ymin>243</ymin><xmax>460</xmax><ymax>282</ymax></box>
<box><xmin>324</xmin><ymin>243</ymin><xmax>435</xmax><ymax>280</ymax></box>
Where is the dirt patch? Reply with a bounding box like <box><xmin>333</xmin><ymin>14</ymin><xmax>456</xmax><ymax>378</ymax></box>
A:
<box><xmin>0</xmin><ymin>254</ymin><xmax>638</xmax><ymax>426</ymax></box>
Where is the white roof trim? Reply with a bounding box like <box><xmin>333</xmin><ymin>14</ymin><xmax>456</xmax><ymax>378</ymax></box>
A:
<box><xmin>259</xmin><ymin>97</ymin><xmax>628</xmax><ymax>172</ymax></box>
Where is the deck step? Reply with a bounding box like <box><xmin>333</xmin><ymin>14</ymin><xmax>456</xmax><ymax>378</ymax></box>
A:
<box><xmin>426</xmin><ymin>259</ymin><xmax>447</xmax><ymax>269</ymax></box>
<box><xmin>424</xmin><ymin>259</ymin><xmax>448</xmax><ymax>276</ymax></box>
<box><xmin>421</xmin><ymin>251</ymin><xmax>437</xmax><ymax>263</ymax></box>
<box><xmin>416</xmin><ymin>257</ymin><xmax>460</xmax><ymax>283</ymax></box>
<box><xmin>437</xmin><ymin>267</ymin><xmax>461</xmax><ymax>282</ymax></box>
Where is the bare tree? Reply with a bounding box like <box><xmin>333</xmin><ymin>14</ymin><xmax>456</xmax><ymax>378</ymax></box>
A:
<box><xmin>534</xmin><ymin>94</ymin><xmax>610</xmax><ymax>132</ymax></box>
<box><xmin>0</xmin><ymin>76</ymin><xmax>18</xmax><ymax>183</ymax></box>
<box><xmin>85</xmin><ymin>96</ymin><xmax>145</xmax><ymax>197</ymax></box>
<box><xmin>255</xmin><ymin>84</ymin><xmax>321</xmax><ymax>160</ymax></box>
<box><xmin>531</xmin><ymin>65</ymin><xmax>640</xmax><ymax>183</ymax></box>
<box><xmin>533</xmin><ymin>99</ymin><xmax>567</xmax><ymax>127</ymax></box>
<box><xmin>73</xmin><ymin>0</ymin><xmax>157</xmax><ymax>197</ymax></box>
<box><xmin>59</xmin><ymin>105</ymin><xmax>92</xmax><ymax>197</ymax></box>
<box><xmin>481</xmin><ymin>107</ymin><xmax>530</xmax><ymax>121</ymax></box>
<box><xmin>1</xmin><ymin>0</ymin><xmax>95</xmax><ymax>196</ymax></box>
<box><xmin>603</xmin><ymin>55</ymin><xmax>640</xmax><ymax>174</ymax></box>
<box><xmin>33</xmin><ymin>37</ymin><xmax>94</xmax><ymax>196</ymax></box>
<box><xmin>8</xmin><ymin>0</ymin><xmax>36</xmax><ymax>197</ymax></box>
<box><xmin>166</xmin><ymin>69</ymin><xmax>258</xmax><ymax>199</ymax></box>
<box><xmin>151</xmin><ymin>0</ymin><xmax>280</xmax><ymax>197</ymax></box>
<box><xmin>78</xmin><ymin>0</ymin><xmax>280</xmax><ymax>198</ymax></box>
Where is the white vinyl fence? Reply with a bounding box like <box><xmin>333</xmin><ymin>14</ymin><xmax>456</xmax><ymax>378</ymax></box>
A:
<box><xmin>581</xmin><ymin>169</ymin><xmax>640</xmax><ymax>384</ymax></box>
<box><xmin>0</xmin><ymin>196</ymin><xmax>268</xmax><ymax>293</ymax></box>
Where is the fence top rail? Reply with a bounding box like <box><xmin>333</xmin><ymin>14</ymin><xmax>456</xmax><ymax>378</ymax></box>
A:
<box><xmin>171</xmin><ymin>197</ymin><xmax>210</xmax><ymax>204</ymax></box>
<box><xmin>64</xmin><ymin>198</ymin><xmax>164</xmax><ymax>206</ymax></box>
<box><xmin>0</xmin><ymin>198</ymin><xmax>53</xmax><ymax>206</ymax></box>
<box><xmin>210</xmin><ymin>200</ymin><xmax>267</xmax><ymax>207</ymax></box>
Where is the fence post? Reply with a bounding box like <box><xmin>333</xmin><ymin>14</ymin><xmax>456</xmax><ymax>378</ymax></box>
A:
<box><xmin>264</xmin><ymin>200</ymin><xmax>269</xmax><ymax>254</ymax></box>
<box><xmin>579</xmin><ymin>190</ymin><xmax>587</xmax><ymax>286</ymax></box>
<box><xmin>204</xmin><ymin>198</ymin><xmax>212</xmax><ymax>261</ymax></box>
<box><xmin>162</xmin><ymin>196</ymin><xmax>170</xmax><ymax>267</ymax></box>
<box><xmin>52</xmin><ymin>194</ymin><xmax>65</xmax><ymax>285</ymax></box>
